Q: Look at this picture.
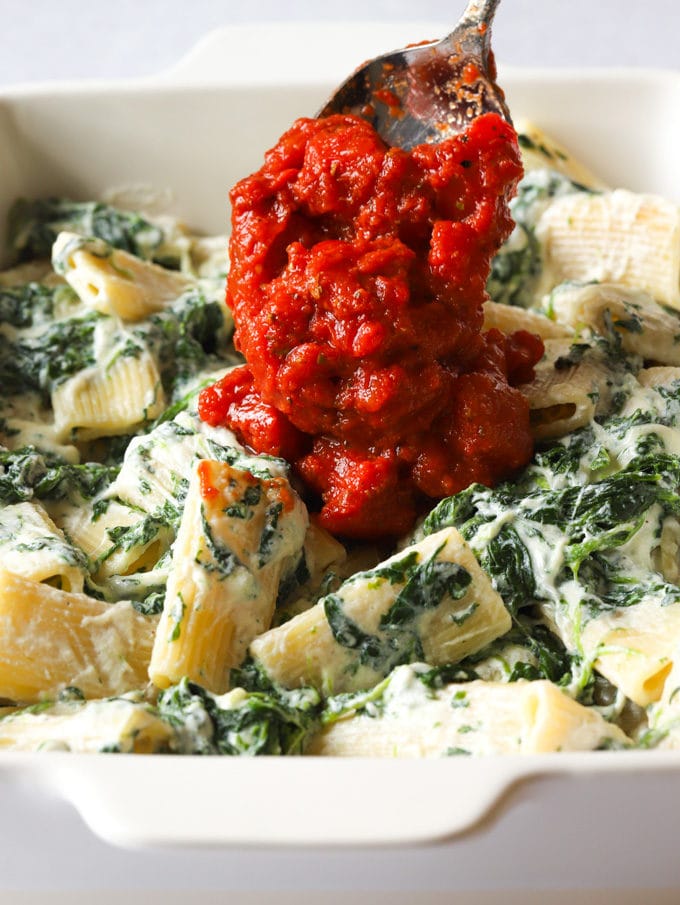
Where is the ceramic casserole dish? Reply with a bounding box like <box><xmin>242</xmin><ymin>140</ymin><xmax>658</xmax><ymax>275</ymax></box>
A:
<box><xmin>0</xmin><ymin>24</ymin><xmax>679</xmax><ymax>898</ymax></box>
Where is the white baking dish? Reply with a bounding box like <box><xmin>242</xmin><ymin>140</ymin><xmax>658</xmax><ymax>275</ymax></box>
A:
<box><xmin>1</xmin><ymin>22</ymin><xmax>680</xmax><ymax>896</ymax></box>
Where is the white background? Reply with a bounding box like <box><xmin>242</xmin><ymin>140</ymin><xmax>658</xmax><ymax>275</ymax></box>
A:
<box><xmin>0</xmin><ymin>0</ymin><xmax>678</xmax><ymax>86</ymax></box>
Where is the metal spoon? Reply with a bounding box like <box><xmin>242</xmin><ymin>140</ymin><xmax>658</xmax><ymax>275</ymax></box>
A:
<box><xmin>318</xmin><ymin>0</ymin><xmax>510</xmax><ymax>149</ymax></box>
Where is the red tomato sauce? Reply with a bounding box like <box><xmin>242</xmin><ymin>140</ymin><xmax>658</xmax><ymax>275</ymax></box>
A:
<box><xmin>199</xmin><ymin>112</ymin><xmax>543</xmax><ymax>539</ymax></box>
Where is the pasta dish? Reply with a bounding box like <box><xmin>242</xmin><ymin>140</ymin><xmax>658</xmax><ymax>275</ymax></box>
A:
<box><xmin>0</xmin><ymin>117</ymin><xmax>679</xmax><ymax>757</ymax></box>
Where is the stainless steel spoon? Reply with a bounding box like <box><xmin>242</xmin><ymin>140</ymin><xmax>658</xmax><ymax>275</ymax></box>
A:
<box><xmin>318</xmin><ymin>0</ymin><xmax>510</xmax><ymax>149</ymax></box>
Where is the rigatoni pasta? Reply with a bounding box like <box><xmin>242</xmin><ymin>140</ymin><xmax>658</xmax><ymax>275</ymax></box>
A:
<box><xmin>52</xmin><ymin>344</ymin><xmax>165</xmax><ymax>441</ymax></box>
<box><xmin>0</xmin><ymin>568</ymin><xmax>157</xmax><ymax>702</ymax></box>
<box><xmin>0</xmin><ymin>501</ymin><xmax>87</xmax><ymax>592</ymax></box>
<box><xmin>519</xmin><ymin>337</ymin><xmax>618</xmax><ymax>440</ymax></box>
<box><xmin>53</xmin><ymin>231</ymin><xmax>192</xmax><ymax>322</ymax></box>
<box><xmin>149</xmin><ymin>458</ymin><xmax>308</xmax><ymax>693</ymax></box>
<box><xmin>307</xmin><ymin>666</ymin><xmax>628</xmax><ymax>757</ymax></box>
<box><xmin>538</xmin><ymin>189</ymin><xmax>680</xmax><ymax>309</ymax></box>
<box><xmin>0</xmin><ymin>118</ymin><xmax>679</xmax><ymax>758</ymax></box>
<box><xmin>0</xmin><ymin>695</ymin><xmax>172</xmax><ymax>753</ymax></box>
<box><xmin>250</xmin><ymin>527</ymin><xmax>510</xmax><ymax>695</ymax></box>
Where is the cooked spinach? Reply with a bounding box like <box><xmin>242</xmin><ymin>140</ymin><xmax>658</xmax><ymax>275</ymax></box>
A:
<box><xmin>380</xmin><ymin>559</ymin><xmax>471</xmax><ymax>628</ymax></box>
<box><xmin>257</xmin><ymin>502</ymin><xmax>283</xmax><ymax>567</ymax></box>
<box><xmin>12</xmin><ymin>536</ymin><xmax>88</xmax><ymax>572</ymax></box>
<box><xmin>130</xmin><ymin>589</ymin><xmax>165</xmax><ymax>616</ymax></box>
<box><xmin>157</xmin><ymin>678</ymin><xmax>321</xmax><ymax>755</ymax></box>
<box><xmin>101</xmin><ymin>499</ymin><xmax>180</xmax><ymax>562</ymax></box>
<box><xmin>420</xmin><ymin>619</ymin><xmax>574</xmax><ymax>687</ymax></box>
<box><xmin>134</xmin><ymin>288</ymin><xmax>229</xmax><ymax>398</ymax></box>
<box><xmin>0</xmin><ymin>282</ymin><xmax>63</xmax><ymax>327</ymax></box>
<box><xmin>481</xmin><ymin>525</ymin><xmax>537</xmax><ymax>617</ymax></box>
<box><xmin>422</xmin><ymin>387</ymin><xmax>680</xmax><ymax>686</ymax></box>
<box><xmin>0</xmin><ymin>446</ymin><xmax>118</xmax><ymax>504</ymax></box>
<box><xmin>425</xmin><ymin>450</ymin><xmax>680</xmax><ymax>612</ymax></box>
<box><xmin>0</xmin><ymin>312</ymin><xmax>101</xmax><ymax>400</ymax></box>
<box><xmin>204</xmin><ymin>438</ymin><xmax>288</xmax><ymax>481</ymax></box>
<box><xmin>8</xmin><ymin>198</ymin><xmax>164</xmax><ymax>262</ymax></box>
<box><xmin>487</xmin><ymin>223</ymin><xmax>542</xmax><ymax>308</ymax></box>
<box><xmin>199</xmin><ymin>505</ymin><xmax>241</xmax><ymax>576</ymax></box>
<box><xmin>147</xmin><ymin>380</ymin><xmax>211</xmax><ymax>430</ymax></box>
<box><xmin>323</xmin><ymin>548</ymin><xmax>473</xmax><ymax>676</ymax></box>
<box><xmin>324</xmin><ymin>594</ymin><xmax>394</xmax><ymax>672</ymax></box>
<box><xmin>509</xmin><ymin>623</ymin><xmax>574</xmax><ymax>684</ymax></box>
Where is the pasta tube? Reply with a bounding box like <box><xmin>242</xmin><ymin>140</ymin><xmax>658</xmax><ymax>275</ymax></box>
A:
<box><xmin>250</xmin><ymin>528</ymin><xmax>511</xmax><ymax>695</ymax></box>
<box><xmin>537</xmin><ymin>189</ymin><xmax>680</xmax><ymax>309</ymax></box>
<box><xmin>52</xmin><ymin>346</ymin><xmax>165</xmax><ymax>441</ymax></box>
<box><xmin>578</xmin><ymin>597</ymin><xmax>680</xmax><ymax>707</ymax></box>
<box><xmin>520</xmin><ymin>338</ymin><xmax>617</xmax><ymax>441</ymax></box>
<box><xmin>483</xmin><ymin>300</ymin><xmax>571</xmax><ymax>341</ymax></box>
<box><xmin>550</xmin><ymin>282</ymin><xmax>680</xmax><ymax>366</ymax></box>
<box><xmin>0</xmin><ymin>696</ymin><xmax>172</xmax><ymax>753</ymax></box>
<box><xmin>149</xmin><ymin>459</ymin><xmax>308</xmax><ymax>693</ymax></box>
<box><xmin>308</xmin><ymin>666</ymin><xmax>629</xmax><ymax>756</ymax></box>
<box><xmin>0</xmin><ymin>568</ymin><xmax>157</xmax><ymax>703</ymax></box>
<box><xmin>52</xmin><ymin>231</ymin><xmax>192</xmax><ymax>321</ymax></box>
<box><xmin>514</xmin><ymin>120</ymin><xmax>608</xmax><ymax>190</ymax></box>
<box><xmin>0</xmin><ymin>501</ymin><xmax>87</xmax><ymax>592</ymax></box>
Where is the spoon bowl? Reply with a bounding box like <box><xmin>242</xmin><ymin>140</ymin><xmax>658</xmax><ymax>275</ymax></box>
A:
<box><xmin>318</xmin><ymin>0</ymin><xmax>509</xmax><ymax>149</ymax></box>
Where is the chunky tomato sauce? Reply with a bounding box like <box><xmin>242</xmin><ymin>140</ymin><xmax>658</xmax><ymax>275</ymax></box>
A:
<box><xmin>199</xmin><ymin>112</ymin><xmax>543</xmax><ymax>539</ymax></box>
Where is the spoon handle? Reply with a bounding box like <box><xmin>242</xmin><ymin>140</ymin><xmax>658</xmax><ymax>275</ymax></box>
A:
<box><xmin>460</xmin><ymin>0</ymin><xmax>501</xmax><ymax>26</ymax></box>
<box><xmin>445</xmin><ymin>0</ymin><xmax>501</xmax><ymax>56</ymax></box>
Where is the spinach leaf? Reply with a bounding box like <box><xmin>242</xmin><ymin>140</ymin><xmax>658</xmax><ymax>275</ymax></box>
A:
<box><xmin>258</xmin><ymin>502</ymin><xmax>283</xmax><ymax>567</ymax></box>
<box><xmin>479</xmin><ymin>525</ymin><xmax>536</xmax><ymax>616</ymax></box>
<box><xmin>487</xmin><ymin>223</ymin><xmax>542</xmax><ymax>308</ymax></box>
<box><xmin>323</xmin><ymin>548</ymin><xmax>473</xmax><ymax>677</ymax></box>
<box><xmin>324</xmin><ymin>594</ymin><xmax>392</xmax><ymax>672</ymax></box>
<box><xmin>0</xmin><ymin>312</ymin><xmax>101</xmax><ymax>400</ymax></box>
<box><xmin>130</xmin><ymin>589</ymin><xmax>165</xmax><ymax>616</ymax></box>
<box><xmin>199</xmin><ymin>505</ymin><xmax>241</xmax><ymax>576</ymax></box>
<box><xmin>380</xmin><ymin>559</ymin><xmax>471</xmax><ymax>628</ymax></box>
<box><xmin>134</xmin><ymin>288</ymin><xmax>228</xmax><ymax>399</ymax></box>
<box><xmin>512</xmin><ymin>623</ymin><xmax>573</xmax><ymax>684</ymax></box>
<box><xmin>0</xmin><ymin>446</ymin><xmax>118</xmax><ymax>504</ymax></box>
<box><xmin>100</xmin><ymin>500</ymin><xmax>180</xmax><ymax>563</ymax></box>
<box><xmin>8</xmin><ymin>198</ymin><xmax>164</xmax><ymax>262</ymax></box>
<box><xmin>157</xmin><ymin>678</ymin><xmax>321</xmax><ymax>755</ymax></box>
<box><xmin>0</xmin><ymin>282</ymin><xmax>57</xmax><ymax>327</ymax></box>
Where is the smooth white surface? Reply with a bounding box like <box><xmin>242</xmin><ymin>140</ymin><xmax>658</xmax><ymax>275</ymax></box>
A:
<box><xmin>2</xmin><ymin>755</ymin><xmax>680</xmax><ymax>897</ymax></box>
<box><xmin>0</xmin><ymin>15</ymin><xmax>679</xmax><ymax>898</ymax></box>
<box><xmin>0</xmin><ymin>0</ymin><xmax>678</xmax><ymax>86</ymax></box>
<box><xmin>1</xmin><ymin>748</ymin><xmax>680</xmax><ymax>847</ymax></box>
